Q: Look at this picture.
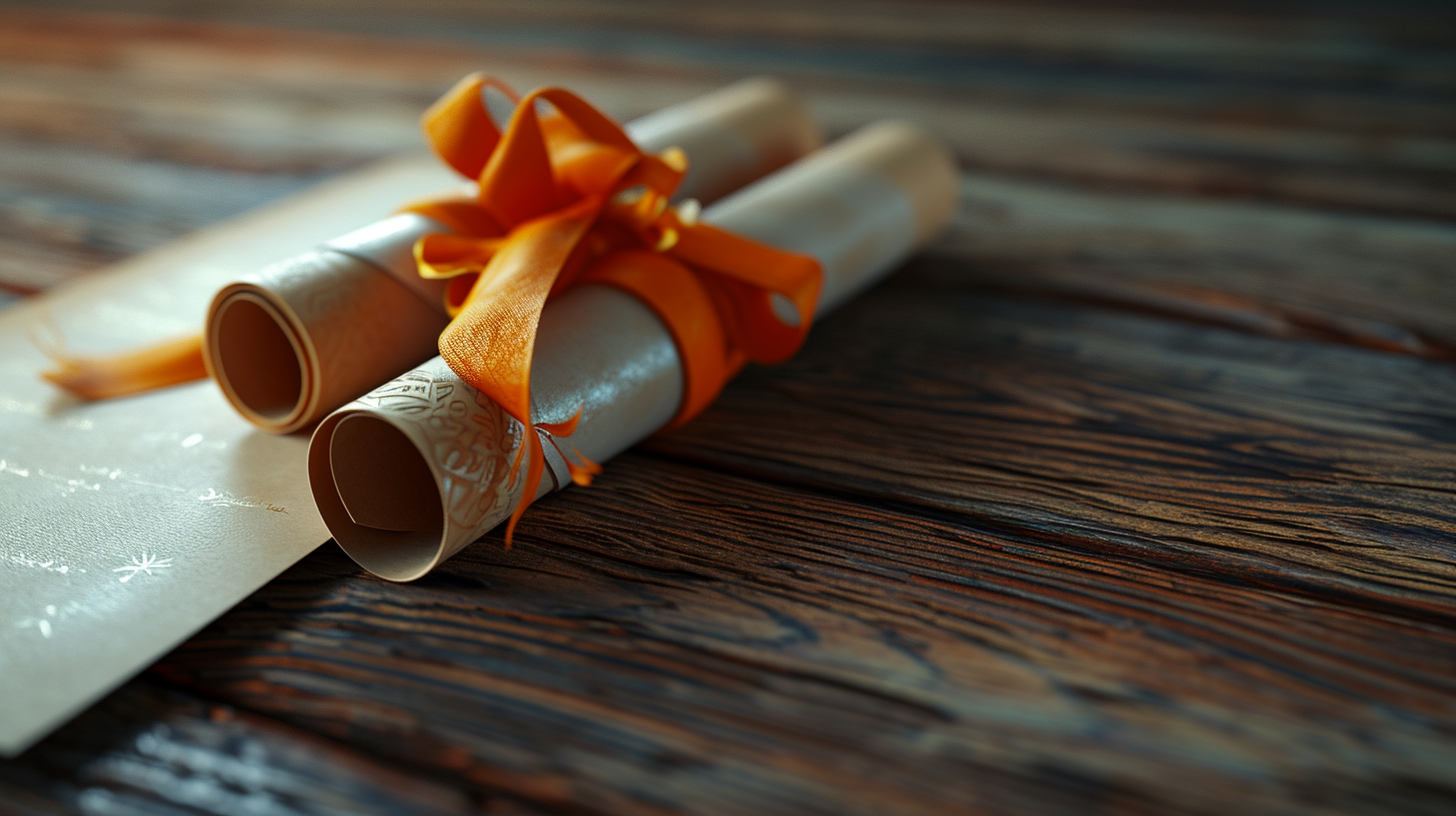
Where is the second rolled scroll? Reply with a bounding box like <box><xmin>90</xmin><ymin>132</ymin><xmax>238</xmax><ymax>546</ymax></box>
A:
<box><xmin>204</xmin><ymin>78</ymin><xmax>822</xmax><ymax>433</ymax></box>
<box><xmin>310</xmin><ymin>121</ymin><xmax>958</xmax><ymax>581</ymax></box>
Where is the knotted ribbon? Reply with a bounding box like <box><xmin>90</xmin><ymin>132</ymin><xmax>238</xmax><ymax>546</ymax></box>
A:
<box><xmin>399</xmin><ymin>74</ymin><xmax>823</xmax><ymax>545</ymax></box>
<box><xmin>38</xmin><ymin>73</ymin><xmax>824</xmax><ymax>547</ymax></box>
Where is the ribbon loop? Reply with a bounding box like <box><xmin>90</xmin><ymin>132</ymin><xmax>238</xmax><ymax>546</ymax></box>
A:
<box><xmin>36</xmin><ymin>74</ymin><xmax>826</xmax><ymax>540</ymax></box>
<box><xmin>407</xmin><ymin>76</ymin><xmax>824</xmax><ymax>546</ymax></box>
<box><xmin>422</xmin><ymin>73</ymin><xmax>519</xmax><ymax>180</ymax></box>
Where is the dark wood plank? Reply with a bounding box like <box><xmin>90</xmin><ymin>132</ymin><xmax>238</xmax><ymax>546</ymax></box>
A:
<box><xmin>936</xmin><ymin>174</ymin><xmax>1456</xmax><ymax>355</ymax></box>
<box><xmin>0</xmin><ymin>1</ymin><xmax>1452</xmax><ymax>294</ymax></box>
<box><xmin>646</xmin><ymin>255</ymin><xmax>1456</xmax><ymax>624</ymax></box>
<box><xmin>142</xmin><ymin>459</ymin><xmax>1456</xmax><ymax>815</ymax></box>
<box><xmin>0</xmin><ymin>679</ymin><xmax>492</xmax><ymax>815</ymax></box>
<box><xmin>2</xmin><ymin>4</ymin><xmax>1455</xmax><ymax>814</ymax></box>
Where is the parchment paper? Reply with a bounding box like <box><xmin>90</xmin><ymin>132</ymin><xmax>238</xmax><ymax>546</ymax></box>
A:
<box><xmin>205</xmin><ymin>78</ymin><xmax>823</xmax><ymax>433</ymax></box>
<box><xmin>0</xmin><ymin>154</ymin><xmax>462</xmax><ymax>757</ymax></box>
<box><xmin>311</xmin><ymin>122</ymin><xmax>958</xmax><ymax>581</ymax></box>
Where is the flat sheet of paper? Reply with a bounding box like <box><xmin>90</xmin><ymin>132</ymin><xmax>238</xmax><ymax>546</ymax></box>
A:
<box><xmin>0</xmin><ymin>155</ymin><xmax>456</xmax><ymax>756</ymax></box>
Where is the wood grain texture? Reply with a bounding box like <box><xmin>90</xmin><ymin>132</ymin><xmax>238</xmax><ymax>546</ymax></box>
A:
<box><xmin>645</xmin><ymin>193</ymin><xmax>1456</xmax><ymax>624</ymax></box>
<box><xmin>147</xmin><ymin>464</ymin><xmax>1456</xmax><ymax>815</ymax></box>
<box><xmin>0</xmin><ymin>1</ymin><xmax>1453</xmax><ymax>292</ymax></box>
<box><xmin>0</xmin><ymin>680</ymin><xmax>493</xmax><ymax>815</ymax></box>
<box><xmin>2</xmin><ymin>2</ymin><xmax>1455</xmax><ymax>814</ymax></box>
<box><xmin>941</xmin><ymin>175</ymin><xmax>1456</xmax><ymax>355</ymax></box>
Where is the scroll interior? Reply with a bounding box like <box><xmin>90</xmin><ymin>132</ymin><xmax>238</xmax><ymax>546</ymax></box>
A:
<box><xmin>207</xmin><ymin>289</ymin><xmax>310</xmax><ymax>428</ymax></box>
<box><xmin>310</xmin><ymin>411</ymin><xmax>446</xmax><ymax>582</ymax></box>
<box><xmin>206</xmin><ymin>78</ymin><xmax>822</xmax><ymax>436</ymax></box>
<box><xmin>312</xmin><ymin>121</ymin><xmax>957</xmax><ymax>580</ymax></box>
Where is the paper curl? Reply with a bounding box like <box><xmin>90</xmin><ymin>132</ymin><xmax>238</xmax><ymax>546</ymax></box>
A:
<box><xmin>312</xmin><ymin>122</ymin><xmax>958</xmax><ymax>581</ymax></box>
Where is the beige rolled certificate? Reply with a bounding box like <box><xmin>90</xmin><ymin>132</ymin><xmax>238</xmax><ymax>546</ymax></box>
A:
<box><xmin>310</xmin><ymin>121</ymin><xmax>957</xmax><ymax>581</ymax></box>
<box><xmin>204</xmin><ymin>78</ymin><xmax>822</xmax><ymax>433</ymax></box>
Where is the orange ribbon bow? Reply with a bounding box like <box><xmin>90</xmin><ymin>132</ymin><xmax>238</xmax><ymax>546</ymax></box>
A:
<box><xmin>37</xmin><ymin>74</ymin><xmax>824</xmax><ymax>548</ymax></box>
<box><xmin>400</xmin><ymin>74</ymin><xmax>823</xmax><ymax>545</ymax></box>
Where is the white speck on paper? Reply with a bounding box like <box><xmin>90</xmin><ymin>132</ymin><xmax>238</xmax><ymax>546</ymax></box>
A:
<box><xmin>9</xmin><ymin>459</ymin><xmax>193</xmax><ymax>497</ymax></box>
<box><xmin>140</xmin><ymin>431</ymin><xmax>225</xmax><ymax>450</ymax></box>
<box><xmin>13</xmin><ymin>601</ymin><xmax>82</xmax><ymax>639</ymax></box>
<box><xmin>56</xmin><ymin>473</ymin><xmax>101</xmax><ymax>493</ymax></box>
<box><xmin>5</xmin><ymin>551</ymin><xmax>83</xmax><ymax>574</ymax></box>
<box><xmin>113</xmin><ymin>552</ymin><xmax>172</xmax><ymax>583</ymax></box>
<box><xmin>0</xmin><ymin>397</ymin><xmax>43</xmax><ymax>418</ymax></box>
<box><xmin>199</xmin><ymin>488</ymin><xmax>288</xmax><ymax>514</ymax></box>
<box><xmin>0</xmin><ymin>398</ymin><xmax>90</xmax><ymax>429</ymax></box>
<box><xmin>2</xmin><ymin>461</ymin><xmax>101</xmax><ymax>494</ymax></box>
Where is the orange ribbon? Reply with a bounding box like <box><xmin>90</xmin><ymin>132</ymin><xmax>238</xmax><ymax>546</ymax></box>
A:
<box><xmin>37</xmin><ymin>73</ymin><xmax>824</xmax><ymax>549</ymax></box>
<box><xmin>400</xmin><ymin>74</ymin><xmax>823</xmax><ymax>545</ymax></box>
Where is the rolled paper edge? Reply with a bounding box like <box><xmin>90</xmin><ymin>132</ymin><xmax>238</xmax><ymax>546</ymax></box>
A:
<box><xmin>209</xmin><ymin>80</ymin><xmax>824</xmax><ymax>434</ymax></box>
<box><xmin>315</xmin><ymin>120</ymin><xmax>958</xmax><ymax>579</ymax></box>
<box><xmin>205</xmin><ymin>248</ymin><xmax>448</xmax><ymax>434</ymax></box>
<box><xmin>311</xmin><ymin>410</ymin><xmax>449</xmax><ymax>582</ymax></box>
<box><xmin>205</xmin><ymin>283</ymin><xmax>317</xmax><ymax>434</ymax></box>
<box><xmin>309</xmin><ymin>357</ymin><xmax>546</xmax><ymax>581</ymax></box>
<box><xmin>311</xmin><ymin>409</ymin><xmax>452</xmax><ymax>582</ymax></box>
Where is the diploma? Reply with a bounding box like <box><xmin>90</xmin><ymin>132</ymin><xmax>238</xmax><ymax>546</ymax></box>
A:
<box><xmin>204</xmin><ymin>78</ymin><xmax>822</xmax><ymax>433</ymax></box>
<box><xmin>309</xmin><ymin>122</ymin><xmax>957</xmax><ymax>580</ymax></box>
<box><xmin>1</xmin><ymin>155</ymin><xmax>465</xmax><ymax>757</ymax></box>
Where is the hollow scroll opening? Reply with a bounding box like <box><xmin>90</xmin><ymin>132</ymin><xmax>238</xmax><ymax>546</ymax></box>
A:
<box><xmin>211</xmin><ymin>295</ymin><xmax>306</xmax><ymax>425</ymax></box>
<box><xmin>309</xmin><ymin>412</ymin><xmax>445</xmax><ymax>582</ymax></box>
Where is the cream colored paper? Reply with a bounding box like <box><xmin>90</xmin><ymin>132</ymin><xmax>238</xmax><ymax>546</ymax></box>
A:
<box><xmin>206</xmin><ymin>78</ymin><xmax>823</xmax><ymax>434</ymax></box>
<box><xmin>0</xmin><ymin>155</ymin><xmax>471</xmax><ymax>757</ymax></box>
<box><xmin>312</xmin><ymin>122</ymin><xmax>958</xmax><ymax>581</ymax></box>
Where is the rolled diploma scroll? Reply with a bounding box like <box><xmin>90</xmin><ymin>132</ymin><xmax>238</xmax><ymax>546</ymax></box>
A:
<box><xmin>310</xmin><ymin>122</ymin><xmax>957</xmax><ymax>581</ymax></box>
<box><xmin>205</xmin><ymin>77</ymin><xmax>822</xmax><ymax>433</ymax></box>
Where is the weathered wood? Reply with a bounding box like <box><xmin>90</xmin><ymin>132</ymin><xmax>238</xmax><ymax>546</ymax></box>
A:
<box><xmin>647</xmin><ymin>256</ymin><xmax>1456</xmax><ymax>623</ymax></box>
<box><xmin>0</xmin><ymin>2</ymin><xmax>1452</xmax><ymax>292</ymax></box>
<box><xmin>3</xmin><ymin>2</ymin><xmax>1456</xmax><ymax>814</ymax></box>
<box><xmin>938</xmin><ymin>175</ymin><xmax>1456</xmax><ymax>356</ymax></box>
<box><xmin>0</xmin><ymin>679</ymin><xmax>490</xmax><ymax>815</ymax></box>
<box><xmin>146</xmin><ymin>462</ymin><xmax>1456</xmax><ymax>815</ymax></box>
<box><xmin>133</xmin><ymin>181</ymin><xmax>1456</xmax><ymax>810</ymax></box>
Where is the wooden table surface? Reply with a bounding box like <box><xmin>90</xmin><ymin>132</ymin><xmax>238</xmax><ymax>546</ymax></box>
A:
<box><xmin>2</xmin><ymin>2</ymin><xmax>1455</xmax><ymax>814</ymax></box>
